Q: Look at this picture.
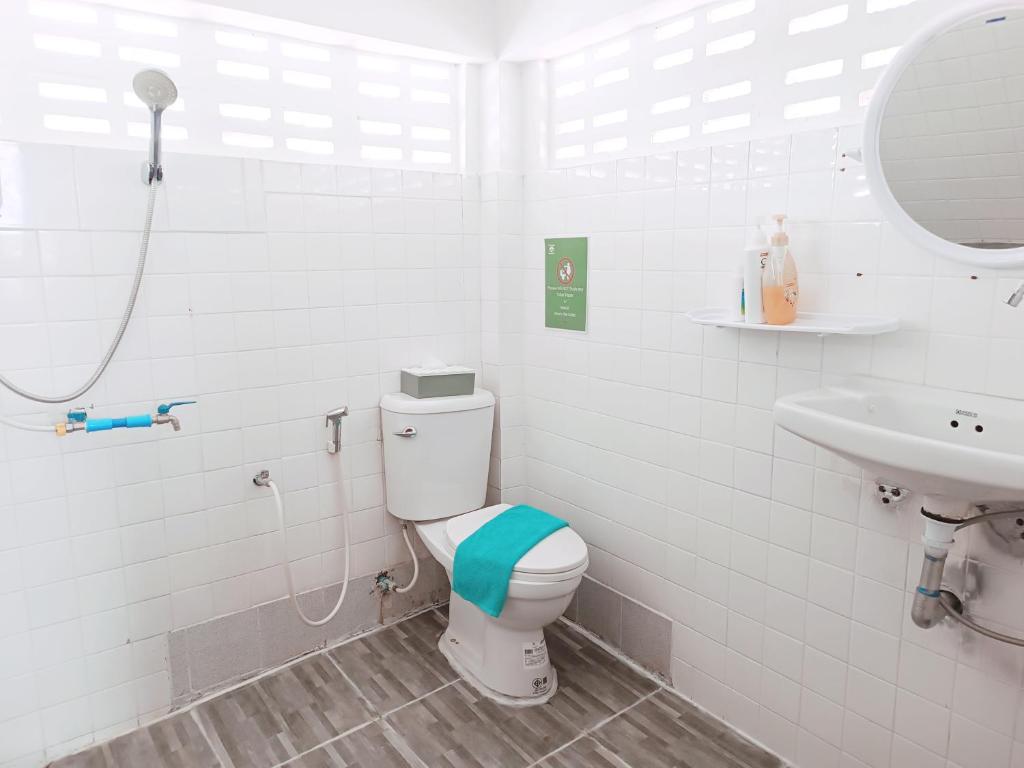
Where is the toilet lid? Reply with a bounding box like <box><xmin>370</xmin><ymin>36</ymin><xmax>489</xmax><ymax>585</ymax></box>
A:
<box><xmin>445</xmin><ymin>504</ymin><xmax>589</xmax><ymax>575</ymax></box>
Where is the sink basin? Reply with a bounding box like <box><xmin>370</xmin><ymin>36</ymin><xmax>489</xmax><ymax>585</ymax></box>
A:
<box><xmin>774</xmin><ymin>377</ymin><xmax>1024</xmax><ymax>512</ymax></box>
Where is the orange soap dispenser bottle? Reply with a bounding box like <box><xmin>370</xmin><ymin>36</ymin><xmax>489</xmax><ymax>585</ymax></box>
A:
<box><xmin>763</xmin><ymin>214</ymin><xmax>798</xmax><ymax>325</ymax></box>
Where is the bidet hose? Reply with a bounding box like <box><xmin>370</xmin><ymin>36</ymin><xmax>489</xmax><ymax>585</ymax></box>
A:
<box><xmin>939</xmin><ymin>593</ymin><xmax>1024</xmax><ymax>647</ymax></box>
<box><xmin>0</xmin><ymin>414</ymin><xmax>54</xmax><ymax>433</ymax></box>
<box><xmin>393</xmin><ymin>523</ymin><xmax>419</xmax><ymax>594</ymax></box>
<box><xmin>0</xmin><ymin>179</ymin><xmax>160</xmax><ymax>405</ymax></box>
<box><xmin>955</xmin><ymin>508</ymin><xmax>1024</xmax><ymax>530</ymax></box>
<box><xmin>266</xmin><ymin>477</ymin><xmax>351</xmax><ymax>627</ymax></box>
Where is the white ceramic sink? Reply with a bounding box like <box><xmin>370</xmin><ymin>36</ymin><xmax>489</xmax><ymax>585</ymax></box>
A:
<box><xmin>774</xmin><ymin>377</ymin><xmax>1024</xmax><ymax>511</ymax></box>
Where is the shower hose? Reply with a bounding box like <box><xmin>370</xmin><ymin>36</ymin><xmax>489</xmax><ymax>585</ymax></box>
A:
<box><xmin>0</xmin><ymin>180</ymin><xmax>161</xmax><ymax>431</ymax></box>
<box><xmin>263</xmin><ymin>473</ymin><xmax>419</xmax><ymax>628</ymax></box>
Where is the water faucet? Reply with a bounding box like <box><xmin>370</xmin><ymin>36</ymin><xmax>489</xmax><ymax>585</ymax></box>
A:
<box><xmin>1006</xmin><ymin>281</ymin><xmax>1024</xmax><ymax>307</ymax></box>
<box><xmin>57</xmin><ymin>400</ymin><xmax>194</xmax><ymax>435</ymax></box>
<box><xmin>154</xmin><ymin>401</ymin><xmax>195</xmax><ymax>431</ymax></box>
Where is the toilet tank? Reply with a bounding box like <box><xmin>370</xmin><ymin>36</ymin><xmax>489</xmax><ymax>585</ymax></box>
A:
<box><xmin>380</xmin><ymin>389</ymin><xmax>495</xmax><ymax>522</ymax></box>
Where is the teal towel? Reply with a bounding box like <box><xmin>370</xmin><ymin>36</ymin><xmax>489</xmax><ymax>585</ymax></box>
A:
<box><xmin>452</xmin><ymin>505</ymin><xmax>569</xmax><ymax>618</ymax></box>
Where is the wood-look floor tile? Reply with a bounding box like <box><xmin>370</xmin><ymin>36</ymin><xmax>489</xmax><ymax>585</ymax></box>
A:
<box><xmin>47</xmin><ymin>748</ymin><xmax>106</xmax><ymax>768</ymax></box>
<box><xmin>534</xmin><ymin>736</ymin><xmax>632</xmax><ymax>768</ymax></box>
<box><xmin>282</xmin><ymin>721</ymin><xmax>418</xmax><ymax>767</ymax></box>
<box><xmin>328</xmin><ymin>610</ymin><xmax>456</xmax><ymax>715</ymax></box>
<box><xmin>386</xmin><ymin>680</ymin><xmax>579</xmax><ymax>768</ymax></box>
<box><xmin>544</xmin><ymin>621</ymin><xmax>658</xmax><ymax>730</ymax></box>
<box><xmin>646</xmin><ymin>690</ymin><xmax>782</xmax><ymax>768</ymax></box>
<box><xmin>46</xmin><ymin>612</ymin><xmax>786</xmax><ymax>768</ymax></box>
<box><xmin>49</xmin><ymin>713</ymin><xmax>218</xmax><ymax>768</ymax></box>
<box><xmin>591</xmin><ymin>690</ymin><xmax>782</xmax><ymax>768</ymax></box>
<box><xmin>197</xmin><ymin>653</ymin><xmax>375</xmax><ymax>768</ymax></box>
<box><xmin>109</xmin><ymin>713</ymin><xmax>221</xmax><ymax>768</ymax></box>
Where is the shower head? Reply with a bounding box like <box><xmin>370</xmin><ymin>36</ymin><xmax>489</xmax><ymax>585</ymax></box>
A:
<box><xmin>133</xmin><ymin>70</ymin><xmax>177</xmax><ymax>184</ymax></box>
<box><xmin>132</xmin><ymin>69</ymin><xmax>177</xmax><ymax>113</ymax></box>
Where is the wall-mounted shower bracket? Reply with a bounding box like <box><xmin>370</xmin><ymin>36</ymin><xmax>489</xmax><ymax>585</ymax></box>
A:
<box><xmin>141</xmin><ymin>161</ymin><xmax>163</xmax><ymax>186</ymax></box>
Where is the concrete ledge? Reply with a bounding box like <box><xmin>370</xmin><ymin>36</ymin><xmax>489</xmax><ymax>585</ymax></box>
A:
<box><xmin>169</xmin><ymin>556</ymin><xmax>449</xmax><ymax>706</ymax></box>
<box><xmin>569</xmin><ymin>574</ymin><xmax>671</xmax><ymax>678</ymax></box>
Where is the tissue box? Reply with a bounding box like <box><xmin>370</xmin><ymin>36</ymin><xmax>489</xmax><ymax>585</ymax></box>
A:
<box><xmin>400</xmin><ymin>366</ymin><xmax>476</xmax><ymax>398</ymax></box>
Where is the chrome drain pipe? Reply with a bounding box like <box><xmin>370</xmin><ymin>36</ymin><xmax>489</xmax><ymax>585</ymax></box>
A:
<box><xmin>911</xmin><ymin>512</ymin><xmax>959</xmax><ymax>629</ymax></box>
<box><xmin>912</xmin><ymin>550</ymin><xmax>950</xmax><ymax>628</ymax></box>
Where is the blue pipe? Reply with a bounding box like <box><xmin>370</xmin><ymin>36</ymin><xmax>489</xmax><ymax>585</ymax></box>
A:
<box><xmin>65</xmin><ymin>402</ymin><xmax>193</xmax><ymax>435</ymax></box>
<box><xmin>85</xmin><ymin>414</ymin><xmax>153</xmax><ymax>432</ymax></box>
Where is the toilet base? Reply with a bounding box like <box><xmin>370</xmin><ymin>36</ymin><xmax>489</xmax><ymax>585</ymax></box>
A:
<box><xmin>438</xmin><ymin>634</ymin><xmax>558</xmax><ymax>707</ymax></box>
<box><xmin>439</xmin><ymin>592</ymin><xmax>560</xmax><ymax>705</ymax></box>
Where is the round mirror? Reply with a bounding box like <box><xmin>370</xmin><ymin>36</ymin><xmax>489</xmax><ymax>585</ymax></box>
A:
<box><xmin>865</xmin><ymin>2</ymin><xmax>1024</xmax><ymax>267</ymax></box>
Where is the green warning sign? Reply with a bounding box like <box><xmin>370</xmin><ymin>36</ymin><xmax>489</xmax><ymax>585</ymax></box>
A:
<box><xmin>544</xmin><ymin>237</ymin><xmax>587</xmax><ymax>332</ymax></box>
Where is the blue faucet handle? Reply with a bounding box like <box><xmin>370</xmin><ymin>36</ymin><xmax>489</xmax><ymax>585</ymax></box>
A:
<box><xmin>157</xmin><ymin>400</ymin><xmax>196</xmax><ymax>414</ymax></box>
<box><xmin>67</xmin><ymin>408</ymin><xmax>87</xmax><ymax>423</ymax></box>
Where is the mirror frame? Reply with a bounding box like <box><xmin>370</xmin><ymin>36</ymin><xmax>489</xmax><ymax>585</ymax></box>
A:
<box><xmin>864</xmin><ymin>0</ymin><xmax>1024</xmax><ymax>268</ymax></box>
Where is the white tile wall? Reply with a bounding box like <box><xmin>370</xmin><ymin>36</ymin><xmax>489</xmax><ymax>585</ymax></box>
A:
<box><xmin>0</xmin><ymin>0</ymin><xmax>462</xmax><ymax>170</ymax></box>
<box><xmin>5</xmin><ymin>2</ymin><xmax>1024</xmax><ymax>768</ymax></box>
<box><xmin>0</xmin><ymin>141</ymin><xmax>480</xmax><ymax>766</ymax></box>
<box><xmin>548</xmin><ymin>0</ymin><xmax>945</xmax><ymax>166</ymax></box>
<box><xmin>515</xmin><ymin>128</ymin><xmax>1024</xmax><ymax>768</ymax></box>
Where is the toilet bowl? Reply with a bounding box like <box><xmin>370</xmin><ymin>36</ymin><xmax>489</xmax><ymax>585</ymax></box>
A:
<box><xmin>415</xmin><ymin>503</ymin><xmax>588</xmax><ymax>703</ymax></box>
<box><xmin>380</xmin><ymin>389</ymin><xmax>589</xmax><ymax>705</ymax></box>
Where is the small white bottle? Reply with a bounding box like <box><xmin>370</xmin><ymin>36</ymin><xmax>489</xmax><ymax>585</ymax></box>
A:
<box><xmin>743</xmin><ymin>226</ymin><xmax>767</xmax><ymax>324</ymax></box>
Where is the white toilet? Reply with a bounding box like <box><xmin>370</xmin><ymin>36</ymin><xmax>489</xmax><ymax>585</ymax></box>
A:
<box><xmin>381</xmin><ymin>389</ymin><xmax>588</xmax><ymax>705</ymax></box>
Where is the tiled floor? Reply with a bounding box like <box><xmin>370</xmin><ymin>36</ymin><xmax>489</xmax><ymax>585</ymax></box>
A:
<box><xmin>52</xmin><ymin>607</ymin><xmax>782</xmax><ymax>768</ymax></box>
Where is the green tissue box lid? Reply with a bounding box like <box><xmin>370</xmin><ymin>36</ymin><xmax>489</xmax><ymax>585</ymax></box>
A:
<box><xmin>401</xmin><ymin>366</ymin><xmax>476</xmax><ymax>398</ymax></box>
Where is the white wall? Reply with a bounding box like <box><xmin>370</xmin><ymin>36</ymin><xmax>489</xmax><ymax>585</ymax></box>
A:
<box><xmin>0</xmin><ymin>141</ymin><xmax>481</xmax><ymax>765</ymax></box>
<box><xmin>516</xmin><ymin>132</ymin><xmax>1024</xmax><ymax>768</ymax></box>
<box><xmin>0</xmin><ymin>2</ymin><xmax>488</xmax><ymax>764</ymax></box>
<box><xmin>0</xmin><ymin>1</ymin><xmax>463</xmax><ymax>170</ymax></box>
<box><xmin>505</xmin><ymin>2</ymin><xmax>1024</xmax><ymax>768</ymax></box>
<box><xmin>545</xmin><ymin>0</ymin><xmax>926</xmax><ymax>168</ymax></box>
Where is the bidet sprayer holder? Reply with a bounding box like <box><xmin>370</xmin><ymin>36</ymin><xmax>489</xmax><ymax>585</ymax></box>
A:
<box><xmin>326</xmin><ymin>406</ymin><xmax>349</xmax><ymax>454</ymax></box>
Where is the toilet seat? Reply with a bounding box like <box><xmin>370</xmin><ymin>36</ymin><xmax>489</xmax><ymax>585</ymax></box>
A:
<box><xmin>415</xmin><ymin>503</ymin><xmax>589</xmax><ymax>583</ymax></box>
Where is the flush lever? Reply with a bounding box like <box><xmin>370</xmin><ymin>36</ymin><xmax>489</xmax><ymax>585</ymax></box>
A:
<box><xmin>394</xmin><ymin>426</ymin><xmax>417</xmax><ymax>438</ymax></box>
<box><xmin>325</xmin><ymin>406</ymin><xmax>349</xmax><ymax>454</ymax></box>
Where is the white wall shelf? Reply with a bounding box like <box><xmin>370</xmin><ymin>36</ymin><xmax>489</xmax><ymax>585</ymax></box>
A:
<box><xmin>686</xmin><ymin>308</ymin><xmax>900</xmax><ymax>336</ymax></box>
